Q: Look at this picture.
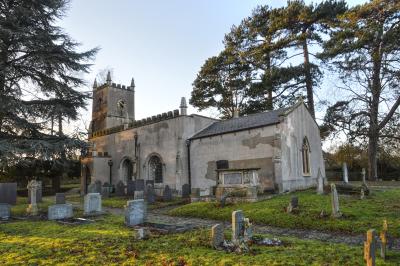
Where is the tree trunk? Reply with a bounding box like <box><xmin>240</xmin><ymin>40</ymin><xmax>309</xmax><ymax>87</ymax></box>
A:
<box><xmin>52</xmin><ymin>113</ymin><xmax>63</xmax><ymax>192</ymax></box>
<box><xmin>302</xmin><ymin>36</ymin><xmax>315</xmax><ymax>118</ymax></box>
<box><xmin>266</xmin><ymin>52</ymin><xmax>273</xmax><ymax>110</ymax></box>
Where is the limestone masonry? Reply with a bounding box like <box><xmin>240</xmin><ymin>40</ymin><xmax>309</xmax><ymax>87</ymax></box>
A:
<box><xmin>81</xmin><ymin>72</ymin><xmax>326</xmax><ymax>197</ymax></box>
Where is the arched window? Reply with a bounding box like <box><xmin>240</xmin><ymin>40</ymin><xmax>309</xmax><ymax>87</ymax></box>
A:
<box><xmin>149</xmin><ymin>155</ymin><xmax>163</xmax><ymax>183</ymax></box>
<box><xmin>302</xmin><ymin>137</ymin><xmax>311</xmax><ymax>176</ymax></box>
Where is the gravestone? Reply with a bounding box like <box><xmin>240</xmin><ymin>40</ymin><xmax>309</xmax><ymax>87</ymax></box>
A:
<box><xmin>48</xmin><ymin>204</ymin><xmax>73</xmax><ymax>220</ymax></box>
<box><xmin>362</xmin><ymin>168</ymin><xmax>367</xmax><ymax>184</ymax></box>
<box><xmin>243</xmin><ymin>218</ymin><xmax>253</xmax><ymax>242</ymax></box>
<box><xmin>28</xmin><ymin>180</ymin><xmax>42</xmax><ymax>203</ymax></box>
<box><xmin>95</xmin><ymin>180</ymin><xmax>102</xmax><ymax>193</ymax></box>
<box><xmin>127</xmin><ymin>180</ymin><xmax>135</xmax><ymax>196</ymax></box>
<box><xmin>0</xmin><ymin>183</ymin><xmax>17</xmax><ymax>205</ymax></box>
<box><xmin>125</xmin><ymin>199</ymin><xmax>147</xmax><ymax>226</ymax></box>
<box><xmin>134</xmin><ymin>191</ymin><xmax>144</xmax><ymax>200</ymax></box>
<box><xmin>364</xmin><ymin>229</ymin><xmax>376</xmax><ymax>266</ymax></box>
<box><xmin>287</xmin><ymin>196</ymin><xmax>299</xmax><ymax>213</ymax></box>
<box><xmin>87</xmin><ymin>183</ymin><xmax>97</xmax><ymax>193</ymax></box>
<box><xmin>232</xmin><ymin>210</ymin><xmax>244</xmax><ymax>242</ymax></box>
<box><xmin>342</xmin><ymin>163</ymin><xmax>349</xmax><ymax>183</ymax></box>
<box><xmin>331</xmin><ymin>184</ymin><xmax>342</xmax><ymax>218</ymax></box>
<box><xmin>84</xmin><ymin>193</ymin><xmax>102</xmax><ymax>215</ymax></box>
<box><xmin>146</xmin><ymin>185</ymin><xmax>156</xmax><ymax>204</ymax></box>
<box><xmin>163</xmin><ymin>185</ymin><xmax>172</xmax><ymax>201</ymax></box>
<box><xmin>0</xmin><ymin>203</ymin><xmax>11</xmax><ymax>220</ymax></box>
<box><xmin>380</xmin><ymin>220</ymin><xmax>388</xmax><ymax>260</ymax></box>
<box><xmin>115</xmin><ymin>181</ymin><xmax>126</xmax><ymax>197</ymax></box>
<box><xmin>55</xmin><ymin>193</ymin><xmax>66</xmax><ymax>204</ymax></box>
<box><xmin>135</xmin><ymin>179</ymin><xmax>145</xmax><ymax>191</ymax></box>
<box><xmin>145</xmin><ymin>180</ymin><xmax>154</xmax><ymax>188</ymax></box>
<box><xmin>317</xmin><ymin>168</ymin><xmax>324</xmax><ymax>194</ymax></box>
<box><xmin>191</xmin><ymin>188</ymin><xmax>200</xmax><ymax>202</ymax></box>
<box><xmin>135</xmin><ymin>228</ymin><xmax>149</xmax><ymax>240</ymax></box>
<box><xmin>211</xmin><ymin>224</ymin><xmax>224</xmax><ymax>249</ymax></box>
<box><xmin>101</xmin><ymin>182</ymin><xmax>111</xmax><ymax>198</ymax></box>
<box><xmin>182</xmin><ymin>184</ymin><xmax>190</xmax><ymax>198</ymax></box>
<box><xmin>27</xmin><ymin>180</ymin><xmax>41</xmax><ymax>216</ymax></box>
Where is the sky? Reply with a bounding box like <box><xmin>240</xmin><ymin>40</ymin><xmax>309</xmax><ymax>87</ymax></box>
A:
<box><xmin>59</xmin><ymin>0</ymin><xmax>367</xmax><ymax>136</ymax></box>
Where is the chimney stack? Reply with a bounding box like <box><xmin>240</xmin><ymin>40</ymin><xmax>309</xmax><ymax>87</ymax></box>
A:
<box><xmin>180</xmin><ymin>97</ymin><xmax>188</xmax><ymax>116</ymax></box>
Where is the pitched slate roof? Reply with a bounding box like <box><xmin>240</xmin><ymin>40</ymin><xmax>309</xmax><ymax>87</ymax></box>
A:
<box><xmin>190</xmin><ymin>107</ymin><xmax>290</xmax><ymax>140</ymax></box>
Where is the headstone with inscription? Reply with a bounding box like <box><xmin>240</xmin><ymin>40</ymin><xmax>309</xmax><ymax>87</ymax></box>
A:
<box><xmin>125</xmin><ymin>199</ymin><xmax>147</xmax><ymax>226</ymax></box>
<box><xmin>48</xmin><ymin>204</ymin><xmax>73</xmax><ymax>220</ymax></box>
<box><xmin>211</xmin><ymin>224</ymin><xmax>224</xmax><ymax>249</ymax></box>
<box><xmin>163</xmin><ymin>185</ymin><xmax>172</xmax><ymax>201</ymax></box>
<box><xmin>0</xmin><ymin>183</ymin><xmax>17</xmax><ymax>205</ymax></box>
<box><xmin>84</xmin><ymin>193</ymin><xmax>102</xmax><ymax>215</ymax></box>
<box><xmin>232</xmin><ymin>210</ymin><xmax>244</xmax><ymax>243</ymax></box>
<box><xmin>0</xmin><ymin>203</ymin><xmax>11</xmax><ymax>220</ymax></box>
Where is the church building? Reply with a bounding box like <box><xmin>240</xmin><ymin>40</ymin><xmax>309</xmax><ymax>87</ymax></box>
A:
<box><xmin>81</xmin><ymin>73</ymin><xmax>325</xmax><ymax>198</ymax></box>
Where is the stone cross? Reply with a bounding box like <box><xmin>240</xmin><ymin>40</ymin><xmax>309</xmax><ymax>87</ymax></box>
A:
<box><xmin>362</xmin><ymin>168</ymin><xmax>367</xmax><ymax>184</ymax></box>
<box><xmin>317</xmin><ymin>168</ymin><xmax>324</xmax><ymax>194</ymax></box>
<box><xmin>211</xmin><ymin>224</ymin><xmax>224</xmax><ymax>249</ymax></box>
<box><xmin>342</xmin><ymin>163</ymin><xmax>349</xmax><ymax>183</ymax></box>
<box><xmin>364</xmin><ymin>229</ymin><xmax>376</xmax><ymax>266</ymax></box>
<box><xmin>380</xmin><ymin>219</ymin><xmax>388</xmax><ymax>260</ymax></box>
<box><xmin>26</xmin><ymin>180</ymin><xmax>40</xmax><ymax>216</ymax></box>
<box><xmin>232</xmin><ymin>210</ymin><xmax>245</xmax><ymax>243</ymax></box>
<box><xmin>331</xmin><ymin>184</ymin><xmax>341</xmax><ymax>218</ymax></box>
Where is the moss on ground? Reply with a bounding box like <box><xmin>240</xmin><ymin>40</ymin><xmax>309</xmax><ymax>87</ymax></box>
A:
<box><xmin>1</xmin><ymin>215</ymin><xmax>399</xmax><ymax>265</ymax></box>
<box><xmin>168</xmin><ymin>189</ymin><xmax>400</xmax><ymax>237</ymax></box>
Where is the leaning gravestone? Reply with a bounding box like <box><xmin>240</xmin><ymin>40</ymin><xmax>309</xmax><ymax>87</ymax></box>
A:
<box><xmin>211</xmin><ymin>224</ymin><xmax>224</xmax><ymax>249</ymax></box>
<box><xmin>134</xmin><ymin>191</ymin><xmax>144</xmax><ymax>200</ymax></box>
<box><xmin>331</xmin><ymin>184</ymin><xmax>342</xmax><ymax>218</ymax></box>
<box><xmin>135</xmin><ymin>179</ymin><xmax>145</xmax><ymax>191</ymax></box>
<box><xmin>232</xmin><ymin>210</ymin><xmax>244</xmax><ymax>243</ymax></box>
<box><xmin>55</xmin><ymin>193</ymin><xmax>66</xmax><ymax>204</ymax></box>
<box><xmin>182</xmin><ymin>184</ymin><xmax>190</xmax><ymax>198</ymax></box>
<box><xmin>146</xmin><ymin>185</ymin><xmax>156</xmax><ymax>204</ymax></box>
<box><xmin>125</xmin><ymin>199</ymin><xmax>147</xmax><ymax>226</ymax></box>
<box><xmin>0</xmin><ymin>203</ymin><xmax>11</xmax><ymax>220</ymax></box>
<box><xmin>127</xmin><ymin>180</ymin><xmax>135</xmax><ymax>196</ymax></box>
<box><xmin>28</xmin><ymin>180</ymin><xmax>42</xmax><ymax>203</ymax></box>
<box><xmin>48</xmin><ymin>204</ymin><xmax>73</xmax><ymax>220</ymax></box>
<box><xmin>0</xmin><ymin>183</ymin><xmax>17</xmax><ymax>205</ymax></box>
<box><xmin>115</xmin><ymin>181</ymin><xmax>126</xmax><ymax>197</ymax></box>
<box><xmin>84</xmin><ymin>193</ymin><xmax>102</xmax><ymax>215</ymax></box>
<box><xmin>163</xmin><ymin>185</ymin><xmax>172</xmax><ymax>201</ymax></box>
<box><xmin>27</xmin><ymin>180</ymin><xmax>40</xmax><ymax>216</ymax></box>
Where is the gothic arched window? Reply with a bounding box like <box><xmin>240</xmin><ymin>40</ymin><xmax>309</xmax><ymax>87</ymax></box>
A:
<box><xmin>302</xmin><ymin>137</ymin><xmax>311</xmax><ymax>175</ymax></box>
<box><xmin>149</xmin><ymin>155</ymin><xmax>163</xmax><ymax>183</ymax></box>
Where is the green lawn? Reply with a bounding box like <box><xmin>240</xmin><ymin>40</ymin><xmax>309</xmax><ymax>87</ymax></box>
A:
<box><xmin>168</xmin><ymin>189</ymin><xmax>400</xmax><ymax>237</ymax></box>
<box><xmin>1</xmin><ymin>215</ymin><xmax>399</xmax><ymax>265</ymax></box>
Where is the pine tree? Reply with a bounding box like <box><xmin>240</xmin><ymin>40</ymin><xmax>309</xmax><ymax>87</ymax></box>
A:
<box><xmin>0</xmin><ymin>0</ymin><xmax>98</xmax><ymax>185</ymax></box>
<box><xmin>320</xmin><ymin>0</ymin><xmax>400</xmax><ymax>180</ymax></box>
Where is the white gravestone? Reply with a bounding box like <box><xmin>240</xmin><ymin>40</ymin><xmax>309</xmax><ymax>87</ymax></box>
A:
<box><xmin>343</xmin><ymin>163</ymin><xmax>349</xmax><ymax>183</ymax></box>
<box><xmin>84</xmin><ymin>193</ymin><xmax>102</xmax><ymax>215</ymax></box>
<box><xmin>125</xmin><ymin>199</ymin><xmax>147</xmax><ymax>226</ymax></box>
<box><xmin>362</xmin><ymin>168</ymin><xmax>367</xmax><ymax>184</ymax></box>
<box><xmin>26</xmin><ymin>180</ymin><xmax>40</xmax><ymax>216</ymax></box>
<box><xmin>331</xmin><ymin>184</ymin><xmax>342</xmax><ymax>218</ymax></box>
<box><xmin>317</xmin><ymin>168</ymin><xmax>324</xmax><ymax>194</ymax></box>
<box><xmin>0</xmin><ymin>203</ymin><xmax>11</xmax><ymax>220</ymax></box>
<box><xmin>48</xmin><ymin>204</ymin><xmax>73</xmax><ymax>220</ymax></box>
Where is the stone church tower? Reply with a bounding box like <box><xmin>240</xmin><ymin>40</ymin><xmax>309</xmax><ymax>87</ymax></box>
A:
<box><xmin>90</xmin><ymin>71</ymin><xmax>135</xmax><ymax>132</ymax></box>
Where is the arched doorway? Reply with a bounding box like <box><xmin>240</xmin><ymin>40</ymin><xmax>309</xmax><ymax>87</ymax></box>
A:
<box><xmin>121</xmin><ymin>158</ymin><xmax>133</xmax><ymax>183</ymax></box>
<box><xmin>148</xmin><ymin>155</ymin><xmax>163</xmax><ymax>183</ymax></box>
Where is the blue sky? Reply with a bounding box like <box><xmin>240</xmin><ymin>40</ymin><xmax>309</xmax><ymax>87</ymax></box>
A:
<box><xmin>59</xmin><ymin>0</ymin><xmax>367</xmax><ymax>130</ymax></box>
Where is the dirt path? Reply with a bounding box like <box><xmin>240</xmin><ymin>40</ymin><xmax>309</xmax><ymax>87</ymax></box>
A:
<box><xmin>105</xmin><ymin>206</ymin><xmax>400</xmax><ymax>250</ymax></box>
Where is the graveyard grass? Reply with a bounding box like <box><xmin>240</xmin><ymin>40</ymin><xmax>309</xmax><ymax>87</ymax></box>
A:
<box><xmin>169</xmin><ymin>188</ymin><xmax>400</xmax><ymax>237</ymax></box>
<box><xmin>1</xmin><ymin>214</ymin><xmax>400</xmax><ymax>265</ymax></box>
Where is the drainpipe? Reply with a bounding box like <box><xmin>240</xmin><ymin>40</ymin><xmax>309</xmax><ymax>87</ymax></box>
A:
<box><xmin>186</xmin><ymin>139</ymin><xmax>191</xmax><ymax>190</ymax></box>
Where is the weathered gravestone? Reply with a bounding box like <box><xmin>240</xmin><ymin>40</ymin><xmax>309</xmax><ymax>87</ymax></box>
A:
<box><xmin>364</xmin><ymin>229</ymin><xmax>376</xmax><ymax>266</ymax></box>
<box><xmin>145</xmin><ymin>180</ymin><xmax>154</xmax><ymax>188</ymax></box>
<box><xmin>0</xmin><ymin>183</ymin><xmax>17</xmax><ymax>205</ymax></box>
<box><xmin>316</xmin><ymin>168</ymin><xmax>324</xmax><ymax>195</ymax></box>
<box><xmin>191</xmin><ymin>188</ymin><xmax>200</xmax><ymax>202</ymax></box>
<box><xmin>342</xmin><ymin>163</ymin><xmax>349</xmax><ymax>183</ymax></box>
<box><xmin>55</xmin><ymin>193</ymin><xmax>66</xmax><ymax>204</ymax></box>
<box><xmin>48</xmin><ymin>204</ymin><xmax>73</xmax><ymax>220</ymax></box>
<box><xmin>380</xmin><ymin>220</ymin><xmax>388</xmax><ymax>260</ymax></box>
<box><xmin>163</xmin><ymin>185</ymin><xmax>172</xmax><ymax>201</ymax></box>
<box><xmin>95</xmin><ymin>180</ymin><xmax>102</xmax><ymax>194</ymax></box>
<box><xmin>287</xmin><ymin>196</ymin><xmax>299</xmax><ymax>213</ymax></box>
<box><xmin>101</xmin><ymin>182</ymin><xmax>111</xmax><ymax>198</ymax></box>
<box><xmin>127</xmin><ymin>180</ymin><xmax>135</xmax><ymax>196</ymax></box>
<box><xmin>331</xmin><ymin>184</ymin><xmax>342</xmax><ymax>218</ymax></box>
<box><xmin>232</xmin><ymin>210</ymin><xmax>244</xmax><ymax>243</ymax></box>
<box><xmin>115</xmin><ymin>181</ymin><xmax>126</xmax><ymax>197</ymax></box>
<box><xmin>87</xmin><ymin>183</ymin><xmax>97</xmax><ymax>193</ymax></box>
<box><xmin>362</xmin><ymin>168</ymin><xmax>367</xmax><ymax>184</ymax></box>
<box><xmin>211</xmin><ymin>224</ymin><xmax>224</xmax><ymax>249</ymax></box>
<box><xmin>125</xmin><ymin>199</ymin><xmax>147</xmax><ymax>226</ymax></box>
<box><xmin>182</xmin><ymin>184</ymin><xmax>190</xmax><ymax>198</ymax></box>
<box><xmin>84</xmin><ymin>193</ymin><xmax>102</xmax><ymax>215</ymax></box>
<box><xmin>27</xmin><ymin>180</ymin><xmax>40</xmax><ymax>216</ymax></box>
<box><xmin>146</xmin><ymin>185</ymin><xmax>156</xmax><ymax>204</ymax></box>
<box><xmin>28</xmin><ymin>180</ymin><xmax>42</xmax><ymax>203</ymax></box>
<box><xmin>135</xmin><ymin>179</ymin><xmax>145</xmax><ymax>191</ymax></box>
<box><xmin>134</xmin><ymin>190</ymin><xmax>144</xmax><ymax>200</ymax></box>
<box><xmin>0</xmin><ymin>203</ymin><xmax>11</xmax><ymax>220</ymax></box>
